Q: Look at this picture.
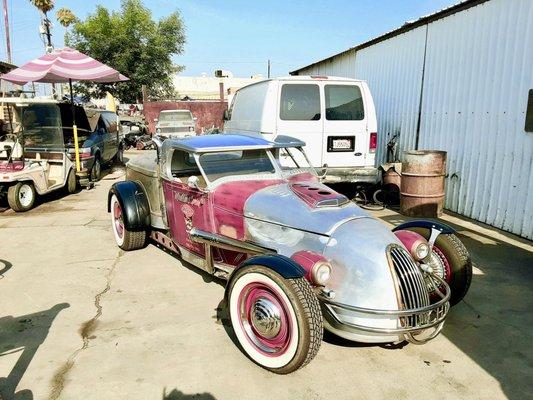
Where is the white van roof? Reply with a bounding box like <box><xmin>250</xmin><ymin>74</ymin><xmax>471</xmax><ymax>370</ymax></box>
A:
<box><xmin>234</xmin><ymin>75</ymin><xmax>365</xmax><ymax>93</ymax></box>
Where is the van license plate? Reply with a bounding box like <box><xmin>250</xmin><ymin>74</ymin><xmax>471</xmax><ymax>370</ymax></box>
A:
<box><xmin>333</xmin><ymin>139</ymin><xmax>351</xmax><ymax>149</ymax></box>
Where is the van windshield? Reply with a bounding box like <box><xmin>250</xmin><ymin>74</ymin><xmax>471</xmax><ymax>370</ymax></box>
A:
<box><xmin>159</xmin><ymin>112</ymin><xmax>192</xmax><ymax>122</ymax></box>
<box><xmin>199</xmin><ymin>149</ymin><xmax>277</xmax><ymax>184</ymax></box>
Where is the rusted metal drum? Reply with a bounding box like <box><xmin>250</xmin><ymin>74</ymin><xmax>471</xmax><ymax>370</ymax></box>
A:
<box><xmin>400</xmin><ymin>150</ymin><xmax>447</xmax><ymax>217</ymax></box>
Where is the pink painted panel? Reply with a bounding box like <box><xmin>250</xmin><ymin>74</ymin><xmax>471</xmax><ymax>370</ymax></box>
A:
<box><xmin>0</xmin><ymin>161</ymin><xmax>24</xmax><ymax>172</ymax></box>
<box><xmin>290</xmin><ymin>182</ymin><xmax>347</xmax><ymax>209</ymax></box>
<box><xmin>211</xmin><ymin>179</ymin><xmax>283</xmax><ymax>240</ymax></box>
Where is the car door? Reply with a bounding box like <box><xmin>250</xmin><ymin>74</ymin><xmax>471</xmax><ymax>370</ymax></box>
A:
<box><xmin>161</xmin><ymin>150</ymin><xmax>211</xmax><ymax>257</ymax></box>
<box><xmin>276</xmin><ymin>82</ymin><xmax>323</xmax><ymax>168</ymax></box>
<box><xmin>322</xmin><ymin>83</ymin><xmax>368</xmax><ymax>168</ymax></box>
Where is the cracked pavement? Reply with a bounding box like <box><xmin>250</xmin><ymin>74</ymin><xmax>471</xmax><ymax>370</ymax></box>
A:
<box><xmin>0</xmin><ymin>155</ymin><xmax>532</xmax><ymax>400</ymax></box>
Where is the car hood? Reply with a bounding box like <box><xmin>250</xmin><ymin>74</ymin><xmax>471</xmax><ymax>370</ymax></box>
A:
<box><xmin>243</xmin><ymin>182</ymin><xmax>370</xmax><ymax>236</ymax></box>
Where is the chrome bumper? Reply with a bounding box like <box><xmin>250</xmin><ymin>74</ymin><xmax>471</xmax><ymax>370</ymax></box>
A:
<box><xmin>319</xmin><ymin>275</ymin><xmax>451</xmax><ymax>344</ymax></box>
<box><xmin>322</xmin><ymin>166</ymin><xmax>381</xmax><ymax>184</ymax></box>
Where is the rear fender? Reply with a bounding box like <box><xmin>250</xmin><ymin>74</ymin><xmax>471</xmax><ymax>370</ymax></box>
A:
<box><xmin>108</xmin><ymin>181</ymin><xmax>150</xmax><ymax>230</ymax></box>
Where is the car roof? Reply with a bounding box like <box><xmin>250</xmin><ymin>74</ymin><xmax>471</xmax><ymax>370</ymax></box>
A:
<box><xmin>164</xmin><ymin>133</ymin><xmax>305</xmax><ymax>153</ymax></box>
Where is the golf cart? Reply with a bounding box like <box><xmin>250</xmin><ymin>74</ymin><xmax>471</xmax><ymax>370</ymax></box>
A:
<box><xmin>0</xmin><ymin>99</ymin><xmax>84</xmax><ymax>211</ymax></box>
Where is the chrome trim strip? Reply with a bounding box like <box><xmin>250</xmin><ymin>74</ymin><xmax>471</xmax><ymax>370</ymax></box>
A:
<box><xmin>189</xmin><ymin>228</ymin><xmax>275</xmax><ymax>255</ymax></box>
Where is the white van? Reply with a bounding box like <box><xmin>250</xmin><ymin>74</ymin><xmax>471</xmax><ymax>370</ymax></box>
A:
<box><xmin>224</xmin><ymin>76</ymin><xmax>379</xmax><ymax>184</ymax></box>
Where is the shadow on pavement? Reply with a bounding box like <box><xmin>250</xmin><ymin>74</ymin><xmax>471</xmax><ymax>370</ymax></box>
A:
<box><xmin>378</xmin><ymin>212</ymin><xmax>533</xmax><ymax>400</ymax></box>
<box><xmin>163</xmin><ymin>388</ymin><xmax>216</xmax><ymax>399</ymax></box>
<box><xmin>0</xmin><ymin>259</ymin><xmax>13</xmax><ymax>277</ymax></box>
<box><xmin>0</xmin><ymin>303</ymin><xmax>69</xmax><ymax>400</ymax></box>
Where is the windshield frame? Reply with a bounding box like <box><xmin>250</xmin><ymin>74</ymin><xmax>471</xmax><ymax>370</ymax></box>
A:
<box><xmin>194</xmin><ymin>148</ymin><xmax>282</xmax><ymax>189</ymax></box>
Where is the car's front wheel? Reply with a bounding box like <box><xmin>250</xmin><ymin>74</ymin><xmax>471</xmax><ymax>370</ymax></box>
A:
<box><xmin>110</xmin><ymin>194</ymin><xmax>146</xmax><ymax>250</ymax></box>
<box><xmin>7</xmin><ymin>182</ymin><xmax>36</xmax><ymax>212</ymax></box>
<box><xmin>227</xmin><ymin>265</ymin><xmax>322</xmax><ymax>374</ymax></box>
<box><xmin>91</xmin><ymin>156</ymin><xmax>101</xmax><ymax>182</ymax></box>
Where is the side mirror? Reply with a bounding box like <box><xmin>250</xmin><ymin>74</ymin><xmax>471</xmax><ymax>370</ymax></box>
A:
<box><xmin>187</xmin><ymin>175</ymin><xmax>200</xmax><ymax>190</ymax></box>
<box><xmin>223</xmin><ymin>109</ymin><xmax>230</xmax><ymax>121</ymax></box>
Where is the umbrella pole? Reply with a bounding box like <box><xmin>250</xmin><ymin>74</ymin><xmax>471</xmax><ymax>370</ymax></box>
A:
<box><xmin>70</xmin><ymin>78</ymin><xmax>81</xmax><ymax>173</ymax></box>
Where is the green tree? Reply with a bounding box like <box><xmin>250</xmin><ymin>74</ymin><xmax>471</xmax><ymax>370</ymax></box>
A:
<box><xmin>66</xmin><ymin>0</ymin><xmax>185</xmax><ymax>103</ymax></box>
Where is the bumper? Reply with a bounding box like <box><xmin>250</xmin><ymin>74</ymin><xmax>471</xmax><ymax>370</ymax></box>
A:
<box><xmin>322</xmin><ymin>166</ymin><xmax>381</xmax><ymax>184</ymax></box>
<box><xmin>319</xmin><ymin>277</ymin><xmax>451</xmax><ymax>344</ymax></box>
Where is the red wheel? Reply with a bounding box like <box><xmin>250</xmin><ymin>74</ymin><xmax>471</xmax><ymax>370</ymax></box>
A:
<box><xmin>110</xmin><ymin>194</ymin><xmax>146</xmax><ymax>251</ymax></box>
<box><xmin>227</xmin><ymin>265</ymin><xmax>322</xmax><ymax>374</ymax></box>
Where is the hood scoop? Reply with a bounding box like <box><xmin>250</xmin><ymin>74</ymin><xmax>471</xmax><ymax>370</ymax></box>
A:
<box><xmin>290</xmin><ymin>182</ymin><xmax>349</xmax><ymax>208</ymax></box>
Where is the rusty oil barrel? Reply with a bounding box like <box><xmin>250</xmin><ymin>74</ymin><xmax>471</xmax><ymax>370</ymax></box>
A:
<box><xmin>400</xmin><ymin>150</ymin><xmax>447</xmax><ymax>217</ymax></box>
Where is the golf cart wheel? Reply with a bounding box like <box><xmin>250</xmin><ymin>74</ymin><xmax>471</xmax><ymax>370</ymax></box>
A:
<box><xmin>91</xmin><ymin>156</ymin><xmax>101</xmax><ymax>182</ymax></box>
<box><xmin>110</xmin><ymin>194</ymin><xmax>146</xmax><ymax>250</ymax></box>
<box><xmin>66</xmin><ymin>168</ymin><xmax>77</xmax><ymax>194</ymax></box>
<box><xmin>7</xmin><ymin>182</ymin><xmax>36</xmax><ymax>212</ymax></box>
<box><xmin>407</xmin><ymin>228</ymin><xmax>472</xmax><ymax>306</ymax></box>
<box><xmin>227</xmin><ymin>265</ymin><xmax>322</xmax><ymax>374</ymax></box>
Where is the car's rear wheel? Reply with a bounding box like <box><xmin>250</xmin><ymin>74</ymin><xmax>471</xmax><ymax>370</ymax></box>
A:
<box><xmin>407</xmin><ymin>228</ymin><xmax>472</xmax><ymax>306</ymax></box>
<box><xmin>227</xmin><ymin>265</ymin><xmax>322</xmax><ymax>374</ymax></box>
<box><xmin>7</xmin><ymin>182</ymin><xmax>36</xmax><ymax>212</ymax></box>
<box><xmin>110</xmin><ymin>194</ymin><xmax>146</xmax><ymax>250</ymax></box>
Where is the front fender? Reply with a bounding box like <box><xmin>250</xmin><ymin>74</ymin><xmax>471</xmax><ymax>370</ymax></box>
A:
<box><xmin>392</xmin><ymin>219</ymin><xmax>455</xmax><ymax>234</ymax></box>
<box><xmin>108</xmin><ymin>181</ymin><xmax>150</xmax><ymax>230</ymax></box>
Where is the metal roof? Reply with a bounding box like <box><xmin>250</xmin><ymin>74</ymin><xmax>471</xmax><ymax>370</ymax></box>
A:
<box><xmin>165</xmin><ymin>133</ymin><xmax>305</xmax><ymax>153</ymax></box>
<box><xmin>290</xmin><ymin>0</ymin><xmax>490</xmax><ymax>75</ymax></box>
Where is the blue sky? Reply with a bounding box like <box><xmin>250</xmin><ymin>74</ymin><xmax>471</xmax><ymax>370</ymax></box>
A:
<box><xmin>5</xmin><ymin>0</ymin><xmax>454</xmax><ymax>78</ymax></box>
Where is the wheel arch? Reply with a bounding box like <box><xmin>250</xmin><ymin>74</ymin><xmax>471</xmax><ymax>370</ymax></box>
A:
<box><xmin>392</xmin><ymin>219</ymin><xmax>455</xmax><ymax>234</ymax></box>
<box><xmin>225</xmin><ymin>254</ymin><xmax>306</xmax><ymax>299</ymax></box>
<box><xmin>108</xmin><ymin>181</ymin><xmax>151</xmax><ymax>230</ymax></box>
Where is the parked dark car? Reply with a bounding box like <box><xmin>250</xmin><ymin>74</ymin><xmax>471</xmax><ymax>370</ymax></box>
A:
<box><xmin>68</xmin><ymin>108</ymin><xmax>124</xmax><ymax>181</ymax></box>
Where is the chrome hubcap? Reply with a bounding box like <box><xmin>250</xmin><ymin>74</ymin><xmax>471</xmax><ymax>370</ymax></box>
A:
<box><xmin>251</xmin><ymin>298</ymin><xmax>281</xmax><ymax>339</ymax></box>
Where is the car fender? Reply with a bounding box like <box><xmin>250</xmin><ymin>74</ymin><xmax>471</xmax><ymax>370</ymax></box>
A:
<box><xmin>392</xmin><ymin>219</ymin><xmax>455</xmax><ymax>234</ymax></box>
<box><xmin>225</xmin><ymin>254</ymin><xmax>306</xmax><ymax>298</ymax></box>
<box><xmin>108</xmin><ymin>181</ymin><xmax>150</xmax><ymax>230</ymax></box>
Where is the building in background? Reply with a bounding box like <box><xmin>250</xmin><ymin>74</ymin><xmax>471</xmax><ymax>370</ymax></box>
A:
<box><xmin>291</xmin><ymin>0</ymin><xmax>532</xmax><ymax>239</ymax></box>
<box><xmin>172</xmin><ymin>72</ymin><xmax>264</xmax><ymax>101</ymax></box>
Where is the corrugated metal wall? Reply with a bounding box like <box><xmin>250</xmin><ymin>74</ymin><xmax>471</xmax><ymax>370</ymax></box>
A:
<box><xmin>294</xmin><ymin>0</ymin><xmax>533</xmax><ymax>239</ymax></box>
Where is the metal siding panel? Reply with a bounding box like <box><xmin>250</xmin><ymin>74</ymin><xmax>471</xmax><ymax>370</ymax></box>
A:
<box><xmin>420</xmin><ymin>0</ymin><xmax>533</xmax><ymax>239</ymax></box>
<box><xmin>354</xmin><ymin>27</ymin><xmax>427</xmax><ymax>165</ymax></box>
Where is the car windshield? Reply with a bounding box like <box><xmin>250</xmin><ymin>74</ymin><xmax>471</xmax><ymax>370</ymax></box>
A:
<box><xmin>276</xmin><ymin>147</ymin><xmax>317</xmax><ymax>178</ymax></box>
<box><xmin>198</xmin><ymin>149</ymin><xmax>277</xmax><ymax>184</ymax></box>
<box><xmin>20</xmin><ymin>104</ymin><xmax>64</xmax><ymax>150</ymax></box>
<box><xmin>159</xmin><ymin>111</ymin><xmax>192</xmax><ymax>122</ymax></box>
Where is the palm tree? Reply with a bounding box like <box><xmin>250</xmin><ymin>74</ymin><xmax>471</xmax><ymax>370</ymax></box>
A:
<box><xmin>29</xmin><ymin>0</ymin><xmax>54</xmax><ymax>14</ymax></box>
<box><xmin>56</xmin><ymin>8</ymin><xmax>77</xmax><ymax>28</ymax></box>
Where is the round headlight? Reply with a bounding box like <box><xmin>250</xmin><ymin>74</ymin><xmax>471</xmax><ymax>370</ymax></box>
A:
<box><xmin>156</xmin><ymin>128</ymin><xmax>161</xmax><ymax>133</ymax></box>
<box><xmin>311</xmin><ymin>261</ymin><xmax>332</xmax><ymax>286</ymax></box>
<box><xmin>189</xmin><ymin>126</ymin><xmax>195</xmax><ymax>132</ymax></box>
<box><xmin>414</xmin><ymin>242</ymin><xmax>430</xmax><ymax>260</ymax></box>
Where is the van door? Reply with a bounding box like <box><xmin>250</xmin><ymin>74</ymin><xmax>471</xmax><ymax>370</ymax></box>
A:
<box><xmin>322</xmin><ymin>83</ymin><xmax>367</xmax><ymax>168</ymax></box>
<box><xmin>276</xmin><ymin>83</ymin><xmax>323</xmax><ymax>167</ymax></box>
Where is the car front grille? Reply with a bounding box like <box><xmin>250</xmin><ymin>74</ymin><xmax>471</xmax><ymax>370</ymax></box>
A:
<box><xmin>389</xmin><ymin>245</ymin><xmax>431</xmax><ymax>327</ymax></box>
<box><xmin>158</xmin><ymin>126</ymin><xmax>190</xmax><ymax>133</ymax></box>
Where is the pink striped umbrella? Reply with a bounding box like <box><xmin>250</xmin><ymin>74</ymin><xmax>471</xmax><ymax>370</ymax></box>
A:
<box><xmin>1</xmin><ymin>47</ymin><xmax>128</xmax><ymax>84</ymax></box>
<box><xmin>1</xmin><ymin>47</ymin><xmax>129</xmax><ymax>176</ymax></box>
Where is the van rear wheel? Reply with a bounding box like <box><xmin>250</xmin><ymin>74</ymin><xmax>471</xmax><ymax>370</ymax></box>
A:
<box><xmin>7</xmin><ymin>182</ymin><xmax>36</xmax><ymax>212</ymax></box>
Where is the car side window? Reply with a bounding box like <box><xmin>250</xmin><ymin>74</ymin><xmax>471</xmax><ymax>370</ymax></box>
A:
<box><xmin>97</xmin><ymin>117</ymin><xmax>107</xmax><ymax>134</ymax></box>
<box><xmin>102</xmin><ymin>113</ymin><xmax>118</xmax><ymax>133</ymax></box>
<box><xmin>525</xmin><ymin>89</ymin><xmax>533</xmax><ymax>133</ymax></box>
<box><xmin>280</xmin><ymin>84</ymin><xmax>321</xmax><ymax>121</ymax></box>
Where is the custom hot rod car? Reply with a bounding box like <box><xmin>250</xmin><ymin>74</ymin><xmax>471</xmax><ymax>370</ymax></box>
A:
<box><xmin>108</xmin><ymin>134</ymin><xmax>472</xmax><ymax>374</ymax></box>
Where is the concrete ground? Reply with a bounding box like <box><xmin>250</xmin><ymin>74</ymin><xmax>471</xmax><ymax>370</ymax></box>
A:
<box><xmin>0</xmin><ymin>154</ymin><xmax>532</xmax><ymax>400</ymax></box>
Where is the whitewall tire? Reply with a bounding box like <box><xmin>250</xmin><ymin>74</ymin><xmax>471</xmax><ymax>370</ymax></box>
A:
<box><xmin>110</xmin><ymin>194</ymin><xmax>146</xmax><ymax>251</ymax></box>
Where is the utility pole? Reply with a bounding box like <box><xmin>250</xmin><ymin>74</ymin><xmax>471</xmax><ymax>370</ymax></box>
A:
<box><xmin>2</xmin><ymin>0</ymin><xmax>11</xmax><ymax>63</ymax></box>
<box><xmin>267</xmin><ymin>59</ymin><xmax>271</xmax><ymax>78</ymax></box>
<box><xmin>40</xmin><ymin>12</ymin><xmax>53</xmax><ymax>53</ymax></box>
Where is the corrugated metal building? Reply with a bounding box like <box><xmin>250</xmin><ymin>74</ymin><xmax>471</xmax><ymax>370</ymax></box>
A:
<box><xmin>291</xmin><ymin>0</ymin><xmax>533</xmax><ymax>239</ymax></box>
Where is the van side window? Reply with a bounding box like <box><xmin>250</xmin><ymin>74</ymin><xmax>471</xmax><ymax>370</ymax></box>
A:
<box><xmin>325</xmin><ymin>85</ymin><xmax>364</xmax><ymax>121</ymax></box>
<box><xmin>526</xmin><ymin>89</ymin><xmax>533</xmax><ymax>132</ymax></box>
<box><xmin>280</xmin><ymin>84</ymin><xmax>320</xmax><ymax>121</ymax></box>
